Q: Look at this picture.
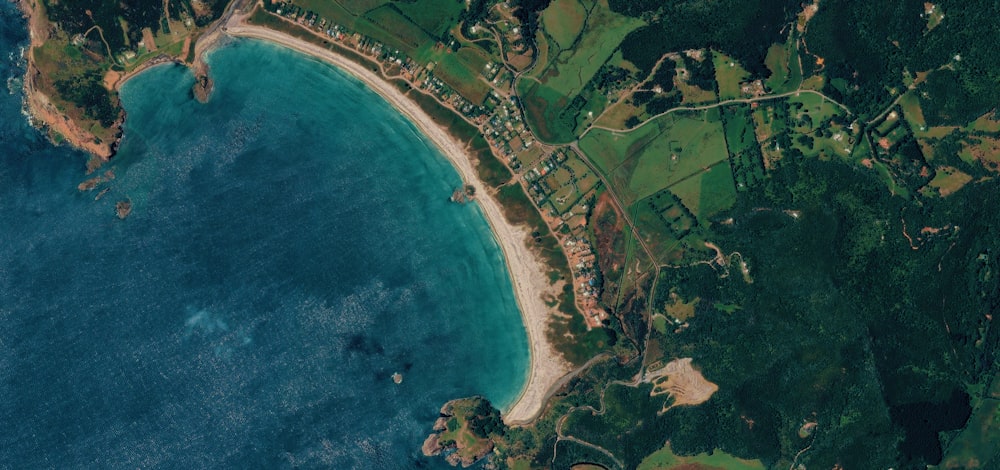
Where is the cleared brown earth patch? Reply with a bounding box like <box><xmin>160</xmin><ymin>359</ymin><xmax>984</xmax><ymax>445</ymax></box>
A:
<box><xmin>927</xmin><ymin>166</ymin><xmax>972</xmax><ymax>196</ymax></box>
<box><xmin>591</xmin><ymin>191</ymin><xmax>627</xmax><ymax>306</ymax></box>
<box><xmin>649</xmin><ymin>358</ymin><xmax>719</xmax><ymax>413</ymax></box>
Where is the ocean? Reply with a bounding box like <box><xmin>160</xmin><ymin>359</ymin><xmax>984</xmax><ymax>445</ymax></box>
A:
<box><xmin>0</xmin><ymin>4</ymin><xmax>528</xmax><ymax>468</ymax></box>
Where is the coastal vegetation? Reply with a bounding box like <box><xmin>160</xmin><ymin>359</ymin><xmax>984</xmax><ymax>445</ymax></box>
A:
<box><xmin>22</xmin><ymin>0</ymin><xmax>1000</xmax><ymax>468</ymax></box>
<box><xmin>25</xmin><ymin>0</ymin><xmax>227</xmax><ymax>159</ymax></box>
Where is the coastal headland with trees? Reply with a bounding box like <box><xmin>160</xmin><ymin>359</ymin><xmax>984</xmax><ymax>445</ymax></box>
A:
<box><xmin>16</xmin><ymin>0</ymin><xmax>1000</xmax><ymax>468</ymax></box>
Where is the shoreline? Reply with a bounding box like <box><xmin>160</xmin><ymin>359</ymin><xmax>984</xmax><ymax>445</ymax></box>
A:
<box><xmin>220</xmin><ymin>22</ymin><xmax>571</xmax><ymax>424</ymax></box>
<box><xmin>16</xmin><ymin>0</ymin><xmax>117</xmax><ymax>164</ymax></box>
<box><xmin>14</xmin><ymin>0</ymin><xmax>571</xmax><ymax>423</ymax></box>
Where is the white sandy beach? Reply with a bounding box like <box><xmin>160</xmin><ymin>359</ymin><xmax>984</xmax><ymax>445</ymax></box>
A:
<box><xmin>222</xmin><ymin>20</ymin><xmax>571</xmax><ymax>424</ymax></box>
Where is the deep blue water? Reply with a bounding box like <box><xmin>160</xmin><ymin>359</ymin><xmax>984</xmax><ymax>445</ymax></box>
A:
<box><xmin>0</xmin><ymin>4</ymin><xmax>528</xmax><ymax>467</ymax></box>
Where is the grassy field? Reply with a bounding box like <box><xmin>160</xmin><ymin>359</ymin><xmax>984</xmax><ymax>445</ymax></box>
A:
<box><xmin>518</xmin><ymin>78</ymin><xmax>579</xmax><ymax>143</ymax></box>
<box><xmin>927</xmin><ymin>166</ymin><xmax>973</xmax><ymax>197</ymax></box>
<box><xmin>786</xmin><ymin>93</ymin><xmax>853</xmax><ymax>158</ymax></box>
<box><xmin>433</xmin><ymin>47</ymin><xmax>491</xmax><ymax>103</ymax></box>
<box><xmin>764</xmin><ymin>34</ymin><xmax>801</xmax><ymax>93</ymax></box>
<box><xmin>714</xmin><ymin>52</ymin><xmax>750</xmax><ymax>100</ymax></box>
<box><xmin>537</xmin><ymin>0</ymin><xmax>641</xmax><ymax>97</ymax></box>
<box><xmin>670</xmin><ymin>174</ymin><xmax>702</xmax><ymax>218</ymax></box>
<box><xmin>676</xmin><ymin>77</ymin><xmax>717</xmax><ymax>104</ymax></box>
<box><xmin>698</xmin><ymin>162</ymin><xmax>737</xmax><ymax>218</ymax></box>
<box><xmin>296</xmin><ymin>0</ymin><xmax>357</xmax><ymax>26</ymax></box>
<box><xmin>580</xmin><ymin>124</ymin><xmax>659</xmax><ymax>174</ymax></box>
<box><xmin>542</xmin><ymin>152</ymin><xmax>600</xmax><ymax>215</ymax></box>
<box><xmin>362</xmin><ymin>6</ymin><xmax>432</xmax><ymax>53</ymax></box>
<box><xmin>541</xmin><ymin>0</ymin><xmax>588</xmax><ymax>49</ymax></box>
<box><xmin>333</xmin><ymin>0</ymin><xmax>384</xmax><ymax>15</ymax></box>
<box><xmin>939</xmin><ymin>396</ymin><xmax>1000</xmax><ymax>469</ymax></box>
<box><xmin>637</xmin><ymin>443</ymin><xmax>765</xmax><ymax>470</ymax></box>
<box><xmin>970</xmin><ymin>112</ymin><xmax>1000</xmax><ymax>132</ymax></box>
<box><xmin>631</xmin><ymin>197</ymin><xmax>685</xmax><ymax>262</ymax></box>
<box><xmin>580</xmin><ymin>110</ymin><xmax>729</xmax><ymax>207</ymax></box>
<box><xmin>522</xmin><ymin>0</ymin><xmax>642</xmax><ymax>142</ymax></box>
<box><xmin>615</xmin><ymin>112</ymin><xmax>728</xmax><ymax>204</ymax></box>
<box><xmin>392</xmin><ymin>0</ymin><xmax>464</xmax><ymax>38</ymax></box>
<box><xmin>722</xmin><ymin>105</ymin><xmax>766</xmax><ymax>190</ymax></box>
<box><xmin>295</xmin><ymin>0</ymin><xmax>445</xmax><ymax>58</ymax></box>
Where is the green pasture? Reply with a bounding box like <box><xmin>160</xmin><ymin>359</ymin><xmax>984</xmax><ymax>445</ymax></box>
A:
<box><xmin>722</xmin><ymin>105</ymin><xmax>756</xmax><ymax>153</ymax></box>
<box><xmin>521</xmin><ymin>0</ymin><xmax>642</xmax><ymax>141</ymax></box>
<box><xmin>615</xmin><ymin>112</ymin><xmax>728</xmax><ymax>204</ymax></box>
<box><xmin>537</xmin><ymin>1</ymin><xmax>641</xmax><ymax>96</ymax></box>
<box><xmin>723</xmin><ymin>105</ymin><xmax>766</xmax><ymax>189</ymax></box>
<box><xmin>714</xmin><ymin>52</ymin><xmax>750</xmax><ymax>100</ymax></box>
<box><xmin>433</xmin><ymin>48</ymin><xmax>491</xmax><ymax>103</ymax></box>
<box><xmin>518</xmin><ymin>78</ymin><xmax>579</xmax><ymax>143</ymax></box>
<box><xmin>541</xmin><ymin>0</ymin><xmax>588</xmax><ymax>49</ymax></box>
<box><xmin>939</xmin><ymin>398</ymin><xmax>1000</xmax><ymax>469</ymax></box>
<box><xmin>542</xmin><ymin>153</ymin><xmax>600</xmax><ymax>214</ymax></box>
<box><xmin>668</xmin><ymin>176</ymin><xmax>702</xmax><ymax>221</ymax></box>
<box><xmin>297</xmin><ymin>0</ymin><xmax>356</xmax><ymax>25</ymax></box>
<box><xmin>788</xmin><ymin>92</ymin><xmax>841</xmax><ymax>119</ymax></box>
<box><xmin>392</xmin><ymin>0</ymin><xmax>464</xmax><ymax>38</ymax></box>
<box><xmin>764</xmin><ymin>34</ymin><xmax>801</xmax><ymax>93</ymax></box>
<box><xmin>333</xmin><ymin>0</ymin><xmax>383</xmax><ymax>15</ymax></box>
<box><xmin>631</xmin><ymin>199</ymin><xmax>683</xmax><ymax>262</ymax></box>
<box><xmin>579</xmin><ymin>122</ymin><xmax>660</xmax><ymax>175</ymax></box>
<box><xmin>295</xmin><ymin>0</ymin><xmax>449</xmax><ymax>57</ymax></box>
<box><xmin>362</xmin><ymin>6</ymin><xmax>432</xmax><ymax>53</ymax></box>
<box><xmin>698</xmin><ymin>163</ymin><xmax>737</xmax><ymax>219</ymax></box>
<box><xmin>638</xmin><ymin>443</ymin><xmax>765</xmax><ymax>470</ymax></box>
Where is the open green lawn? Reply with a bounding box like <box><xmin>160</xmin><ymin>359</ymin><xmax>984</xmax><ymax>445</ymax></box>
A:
<box><xmin>670</xmin><ymin>174</ymin><xmax>702</xmax><ymax>218</ymax></box>
<box><xmin>940</xmin><ymin>397</ymin><xmax>1000</xmax><ymax>469</ymax></box>
<box><xmin>579</xmin><ymin>123</ymin><xmax>659</xmax><ymax>175</ymax></box>
<box><xmin>722</xmin><ymin>105</ymin><xmax>756</xmax><ymax>154</ymax></box>
<box><xmin>764</xmin><ymin>34</ymin><xmax>801</xmax><ymax>93</ymax></box>
<box><xmin>631</xmin><ymin>198</ymin><xmax>684</xmax><ymax>262</ymax></box>
<box><xmin>295</xmin><ymin>0</ymin><xmax>437</xmax><ymax>57</ymax></box>
<box><xmin>786</xmin><ymin>92</ymin><xmax>853</xmax><ymax>158</ymax></box>
<box><xmin>518</xmin><ymin>78</ymin><xmax>579</xmax><ymax>143</ymax></box>
<box><xmin>362</xmin><ymin>5</ymin><xmax>432</xmax><ymax>53</ymax></box>
<box><xmin>433</xmin><ymin>47</ymin><xmax>491</xmax><ymax>103</ymax></box>
<box><xmin>521</xmin><ymin>0</ymin><xmax>642</xmax><ymax>142</ymax></box>
<box><xmin>537</xmin><ymin>0</ymin><xmax>642</xmax><ymax>97</ymax></box>
<box><xmin>581</xmin><ymin>110</ymin><xmax>729</xmax><ymax>206</ymax></box>
<box><xmin>722</xmin><ymin>104</ymin><xmax>766</xmax><ymax>189</ymax></box>
<box><xmin>638</xmin><ymin>443</ymin><xmax>765</xmax><ymax>470</ymax></box>
<box><xmin>698</xmin><ymin>162</ymin><xmax>737</xmax><ymax>219</ymax></box>
<box><xmin>332</xmin><ymin>0</ymin><xmax>384</xmax><ymax>15</ymax></box>
<box><xmin>392</xmin><ymin>0</ymin><xmax>464</xmax><ymax>38</ymax></box>
<box><xmin>541</xmin><ymin>0</ymin><xmax>588</xmax><ymax>49</ymax></box>
<box><xmin>714</xmin><ymin>52</ymin><xmax>749</xmax><ymax>100</ymax></box>
<box><xmin>615</xmin><ymin>112</ymin><xmax>728</xmax><ymax>204</ymax></box>
<box><xmin>297</xmin><ymin>0</ymin><xmax>358</xmax><ymax>26</ymax></box>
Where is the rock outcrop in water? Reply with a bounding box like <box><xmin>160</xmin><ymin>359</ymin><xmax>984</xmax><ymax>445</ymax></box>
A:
<box><xmin>422</xmin><ymin>397</ymin><xmax>504</xmax><ymax>467</ymax></box>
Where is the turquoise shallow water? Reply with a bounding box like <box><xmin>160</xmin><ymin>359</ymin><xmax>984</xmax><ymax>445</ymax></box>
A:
<box><xmin>0</xmin><ymin>10</ymin><xmax>528</xmax><ymax>467</ymax></box>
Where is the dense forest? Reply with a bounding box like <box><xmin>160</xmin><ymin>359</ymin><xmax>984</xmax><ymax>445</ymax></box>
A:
<box><xmin>642</xmin><ymin>158</ymin><xmax>999</xmax><ymax>467</ymax></box>
<box><xmin>43</xmin><ymin>0</ymin><xmax>228</xmax><ymax>54</ymax></box>
<box><xmin>806</xmin><ymin>0</ymin><xmax>1000</xmax><ymax>121</ymax></box>
<box><xmin>610</xmin><ymin>0</ymin><xmax>799</xmax><ymax>78</ymax></box>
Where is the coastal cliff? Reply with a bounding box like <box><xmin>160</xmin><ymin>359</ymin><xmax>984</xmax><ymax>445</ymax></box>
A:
<box><xmin>421</xmin><ymin>397</ymin><xmax>505</xmax><ymax>468</ymax></box>
<box><xmin>17</xmin><ymin>0</ymin><xmax>119</xmax><ymax>165</ymax></box>
<box><xmin>15</xmin><ymin>0</ymin><xmax>228</xmax><ymax>166</ymax></box>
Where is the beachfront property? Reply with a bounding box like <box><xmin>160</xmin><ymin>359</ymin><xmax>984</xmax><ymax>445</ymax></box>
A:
<box><xmin>261</xmin><ymin>0</ymin><xmax>612</xmax><ymax>330</ymax></box>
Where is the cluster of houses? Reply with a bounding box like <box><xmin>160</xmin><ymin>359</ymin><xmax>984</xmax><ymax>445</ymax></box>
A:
<box><xmin>481</xmin><ymin>95</ymin><xmax>534</xmax><ymax>171</ymax></box>
<box><xmin>563</xmin><ymin>235</ymin><xmax>607</xmax><ymax>328</ymax></box>
<box><xmin>268</xmin><ymin>2</ymin><xmax>486</xmax><ymax>120</ymax></box>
